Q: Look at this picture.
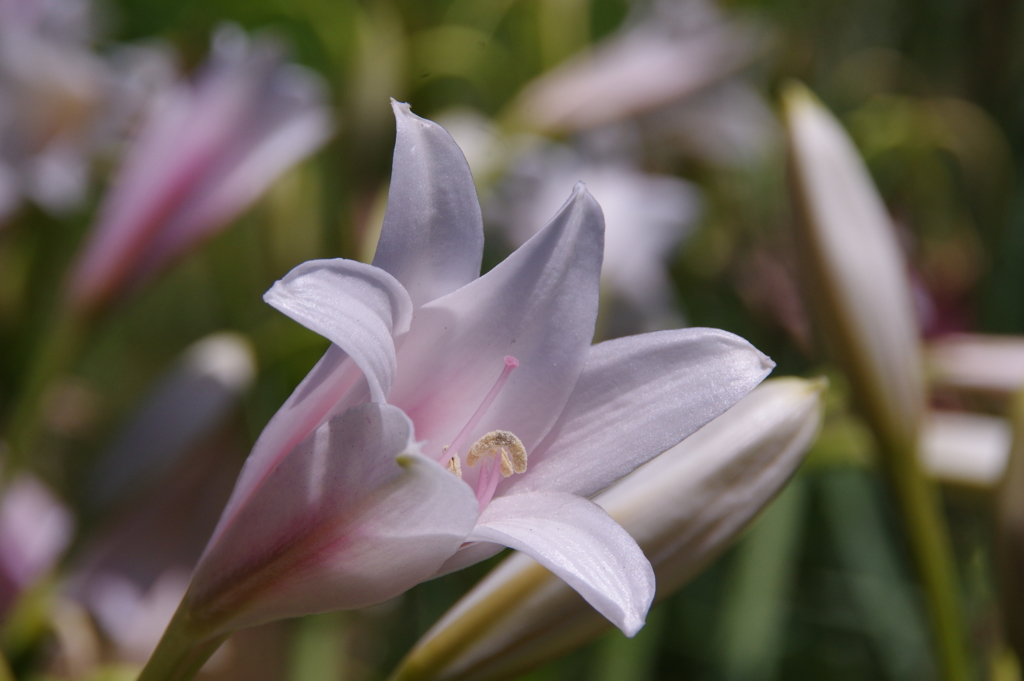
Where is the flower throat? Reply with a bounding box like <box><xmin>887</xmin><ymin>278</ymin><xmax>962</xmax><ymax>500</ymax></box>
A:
<box><xmin>438</xmin><ymin>355</ymin><xmax>527</xmax><ymax>511</ymax></box>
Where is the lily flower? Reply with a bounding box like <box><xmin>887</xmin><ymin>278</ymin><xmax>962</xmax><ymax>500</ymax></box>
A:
<box><xmin>387</xmin><ymin>377</ymin><xmax>825</xmax><ymax>681</ymax></box>
<box><xmin>140</xmin><ymin>101</ymin><xmax>773</xmax><ymax>679</ymax></box>
<box><xmin>68</xmin><ymin>24</ymin><xmax>332</xmax><ymax>314</ymax></box>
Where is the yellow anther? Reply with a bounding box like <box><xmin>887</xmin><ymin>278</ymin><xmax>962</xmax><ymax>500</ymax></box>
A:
<box><xmin>446</xmin><ymin>454</ymin><xmax>463</xmax><ymax>478</ymax></box>
<box><xmin>466</xmin><ymin>430</ymin><xmax>527</xmax><ymax>478</ymax></box>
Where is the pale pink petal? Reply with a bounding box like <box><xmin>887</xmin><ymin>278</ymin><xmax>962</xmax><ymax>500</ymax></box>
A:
<box><xmin>508</xmin><ymin>11</ymin><xmax>756</xmax><ymax>133</ymax></box>
<box><xmin>388</xmin><ymin>184</ymin><xmax>603</xmax><ymax>474</ymax></box>
<box><xmin>263</xmin><ymin>258</ymin><xmax>413</xmax><ymax>403</ymax></box>
<box><xmin>502</xmin><ymin>328</ymin><xmax>774</xmax><ymax>498</ymax></box>
<box><xmin>133</xmin><ymin>64</ymin><xmax>332</xmax><ymax>273</ymax></box>
<box><xmin>70</xmin><ymin>39</ymin><xmax>262</xmax><ymax>309</ymax></box>
<box><xmin>189</xmin><ymin>403</ymin><xmax>478</xmax><ymax>634</ymax></box>
<box><xmin>69</xmin><ymin>28</ymin><xmax>329</xmax><ymax>312</ymax></box>
<box><xmin>214</xmin><ymin>259</ymin><xmax>414</xmax><ymax>541</ymax></box>
<box><xmin>372</xmin><ymin>101</ymin><xmax>484</xmax><ymax>308</ymax></box>
<box><xmin>467</xmin><ymin>491</ymin><xmax>654</xmax><ymax>636</ymax></box>
<box><xmin>210</xmin><ymin>345</ymin><xmax>359</xmax><ymax>547</ymax></box>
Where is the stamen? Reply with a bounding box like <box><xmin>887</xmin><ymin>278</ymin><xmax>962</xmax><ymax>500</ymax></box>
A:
<box><xmin>446</xmin><ymin>454</ymin><xmax>462</xmax><ymax>478</ymax></box>
<box><xmin>441</xmin><ymin>356</ymin><xmax>519</xmax><ymax>462</ymax></box>
<box><xmin>467</xmin><ymin>431</ymin><xmax>527</xmax><ymax>476</ymax></box>
<box><xmin>466</xmin><ymin>430</ymin><xmax>528</xmax><ymax>511</ymax></box>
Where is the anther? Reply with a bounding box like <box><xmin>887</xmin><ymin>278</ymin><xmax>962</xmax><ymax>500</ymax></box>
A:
<box><xmin>467</xmin><ymin>431</ymin><xmax>527</xmax><ymax>477</ymax></box>
<box><xmin>467</xmin><ymin>430</ymin><xmax>527</xmax><ymax>511</ymax></box>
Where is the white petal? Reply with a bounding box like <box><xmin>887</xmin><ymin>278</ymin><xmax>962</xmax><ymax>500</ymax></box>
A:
<box><xmin>467</xmin><ymin>491</ymin><xmax>654</xmax><ymax>636</ymax></box>
<box><xmin>389</xmin><ymin>185</ymin><xmax>604</xmax><ymax>470</ymax></box>
<box><xmin>263</xmin><ymin>258</ymin><xmax>413</xmax><ymax>403</ymax></box>
<box><xmin>503</xmin><ymin>327</ymin><xmax>774</xmax><ymax>498</ymax></box>
<box><xmin>189</xmin><ymin>403</ymin><xmax>478</xmax><ymax>634</ymax></box>
<box><xmin>372</xmin><ymin>100</ymin><xmax>484</xmax><ymax>307</ymax></box>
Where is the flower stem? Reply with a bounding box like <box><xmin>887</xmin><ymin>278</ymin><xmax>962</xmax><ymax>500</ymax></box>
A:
<box><xmin>137</xmin><ymin>604</ymin><xmax>227</xmax><ymax>681</ymax></box>
<box><xmin>884</xmin><ymin>435</ymin><xmax>974</xmax><ymax>681</ymax></box>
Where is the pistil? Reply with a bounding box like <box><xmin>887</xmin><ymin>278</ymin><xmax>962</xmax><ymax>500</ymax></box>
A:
<box><xmin>436</xmin><ymin>356</ymin><xmax>528</xmax><ymax>511</ymax></box>
<box><xmin>438</xmin><ymin>355</ymin><xmax>518</xmax><ymax>465</ymax></box>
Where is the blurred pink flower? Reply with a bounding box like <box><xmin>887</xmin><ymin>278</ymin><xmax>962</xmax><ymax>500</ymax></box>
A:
<box><xmin>0</xmin><ymin>474</ymin><xmax>73</xmax><ymax>617</ymax></box>
<box><xmin>68</xmin><ymin>25</ymin><xmax>332</xmax><ymax>313</ymax></box>
<box><xmin>507</xmin><ymin>0</ymin><xmax>761</xmax><ymax>134</ymax></box>
<box><xmin>175</xmin><ymin>102</ymin><xmax>773</xmax><ymax>642</ymax></box>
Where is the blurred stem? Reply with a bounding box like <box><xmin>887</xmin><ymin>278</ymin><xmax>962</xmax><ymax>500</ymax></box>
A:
<box><xmin>3</xmin><ymin>305</ymin><xmax>89</xmax><ymax>467</ymax></box>
<box><xmin>136</xmin><ymin>603</ymin><xmax>227</xmax><ymax>681</ymax></box>
<box><xmin>882</xmin><ymin>434</ymin><xmax>973</xmax><ymax>681</ymax></box>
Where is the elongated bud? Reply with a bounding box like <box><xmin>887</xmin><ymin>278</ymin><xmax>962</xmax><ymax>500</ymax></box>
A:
<box><xmin>783</xmin><ymin>82</ymin><xmax>924</xmax><ymax>454</ymax></box>
<box><xmin>388</xmin><ymin>378</ymin><xmax>825</xmax><ymax>681</ymax></box>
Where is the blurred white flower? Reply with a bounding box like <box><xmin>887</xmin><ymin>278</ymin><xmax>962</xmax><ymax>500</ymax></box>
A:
<box><xmin>0</xmin><ymin>0</ymin><xmax>109</xmax><ymax>220</ymax></box>
<box><xmin>489</xmin><ymin>144</ymin><xmax>700</xmax><ymax>333</ymax></box>
<box><xmin>644</xmin><ymin>80</ymin><xmax>782</xmax><ymax>168</ymax></box>
<box><xmin>927</xmin><ymin>334</ymin><xmax>1024</xmax><ymax>401</ymax></box>
<box><xmin>919</xmin><ymin>411</ymin><xmax>1011</xmax><ymax>488</ymax></box>
<box><xmin>87</xmin><ymin>569</ymin><xmax>191</xmax><ymax>663</ymax></box>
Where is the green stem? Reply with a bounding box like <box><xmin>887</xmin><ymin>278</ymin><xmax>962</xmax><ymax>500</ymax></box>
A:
<box><xmin>883</xmin><ymin>434</ymin><xmax>974</xmax><ymax>681</ymax></box>
<box><xmin>3</xmin><ymin>306</ymin><xmax>88</xmax><ymax>467</ymax></box>
<box><xmin>137</xmin><ymin>603</ymin><xmax>227</xmax><ymax>681</ymax></box>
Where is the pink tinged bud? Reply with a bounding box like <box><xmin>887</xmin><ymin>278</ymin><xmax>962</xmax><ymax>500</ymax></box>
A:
<box><xmin>68</xmin><ymin>24</ymin><xmax>332</xmax><ymax>313</ymax></box>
